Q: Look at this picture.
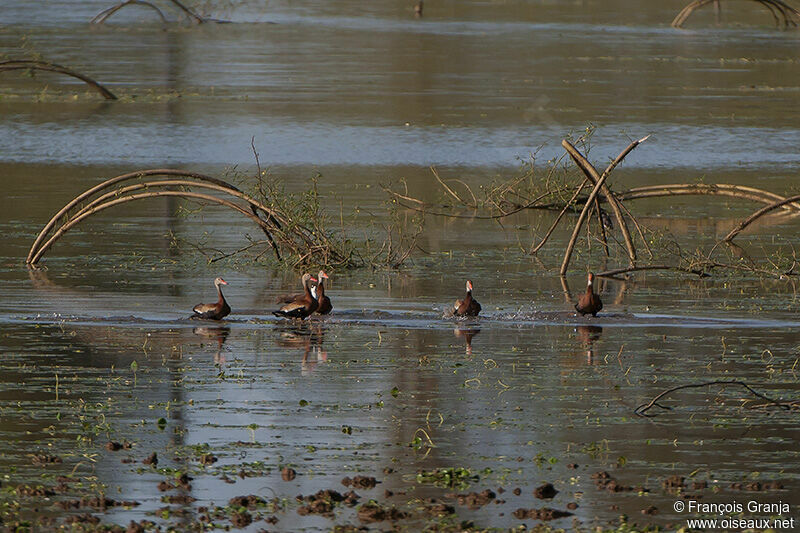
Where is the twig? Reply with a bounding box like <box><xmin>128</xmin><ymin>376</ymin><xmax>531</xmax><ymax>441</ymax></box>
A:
<box><xmin>530</xmin><ymin>179</ymin><xmax>590</xmax><ymax>254</ymax></box>
<box><xmin>635</xmin><ymin>380</ymin><xmax>792</xmax><ymax>417</ymax></box>
<box><xmin>596</xmin><ymin>264</ymin><xmax>709</xmax><ymax>278</ymax></box>
<box><xmin>431</xmin><ymin>166</ymin><xmax>477</xmax><ymax>209</ymax></box>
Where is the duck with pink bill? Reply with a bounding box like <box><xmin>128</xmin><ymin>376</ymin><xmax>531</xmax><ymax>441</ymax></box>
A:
<box><xmin>192</xmin><ymin>277</ymin><xmax>231</xmax><ymax>320</ymax></box>
<box><xmin>273</xmin><ymin>273</ymin><xmax>318</xmax><ymax>320</ymax></box>
<box><xmin>453</xmin><ymin>279</ymin><xmax>481</xmax><ymax>317</ymax></box>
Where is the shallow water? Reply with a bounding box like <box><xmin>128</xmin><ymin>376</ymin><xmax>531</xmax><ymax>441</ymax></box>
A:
<box><xmin>1</xmin><ymin>0</ymin><xmax>800</xmax><ymax>531</ymax></box>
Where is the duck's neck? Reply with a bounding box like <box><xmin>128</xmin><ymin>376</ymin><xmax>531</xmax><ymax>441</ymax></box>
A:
<box><xmin>304</xmin><ymin>280</ymin><xmax>315</xmax><ymax>300</ymax></box>
<box><xmin>316</xmin><ymin>279</ymin><xmax>325</xmax><ymax>298</ymax></box>
<box><xmin>216</xmin><ymin>284</ymin><xmax>225</xmax><ymax>305</ymax></box>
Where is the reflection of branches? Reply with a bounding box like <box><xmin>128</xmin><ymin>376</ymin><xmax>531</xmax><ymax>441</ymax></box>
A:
<box><xmin>672</xmin><ymin>0</ymin><xmax>800</xmax><ymax>29</ymax></box>
<box><xmin>635</xmin><ymin>380</ymin><xmax>793</xmax><ymax>417</ymax></box>
<box><xmin>91</xmin><ymin>0</ymin><xmax>229</xmax><ymax>24</ymax></box>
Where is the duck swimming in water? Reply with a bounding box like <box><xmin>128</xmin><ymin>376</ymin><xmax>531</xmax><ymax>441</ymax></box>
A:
<box><xmin>575</xmin><ymin>272</ymin><xmax>603</xmax><ymax>317</ymax></box>
<box><xmin>314</xmin><ymin>270</ymin><xmax>332</xmax><ymax>315</ymax></box>
<box><xmin>273</xmin><ymin>273</ymin><xmax>318</xmax><ymax>320</ymax></box>
<box><xmin>454</xmin><ymin>280</ymin><xmax>481</xmax><ymax>317</ymax></box>
<box><xmin>192</xmin><ymin>277</ymin><xmax>231</xmax><ymax>320</ymax></box>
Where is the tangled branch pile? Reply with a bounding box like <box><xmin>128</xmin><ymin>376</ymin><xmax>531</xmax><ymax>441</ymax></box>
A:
<box><xmin>384</xmin><ymin>130</ymin><xmax>800</xmax><ymax>279</ymax></box>
<box><xmin>27</xmin><ymin>167</ymin><xmax>422</xmax><ymax>271</ymax></box>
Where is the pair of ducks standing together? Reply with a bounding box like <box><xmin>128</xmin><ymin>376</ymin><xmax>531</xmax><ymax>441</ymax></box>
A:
<box><xmin>191</xmin><ymin>270</ymin><xmax>332</xmax><ymax>321</ymax></box>
<box><xmin>192</xmin><ymin>271</ymin><xmax>603</xmax><ymax>321</ymax></box>
<box><xmin>452</xmin><ymin>272</ymin><xmax>603</xmax><ymax>317</ymax></box>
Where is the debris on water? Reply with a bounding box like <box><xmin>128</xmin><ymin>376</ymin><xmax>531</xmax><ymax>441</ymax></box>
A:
<box><xmin>142</xmin><ymin>452</ymin><xmax>158</xmax><ymax>466</ymax></box>
<box><xmin>662</xmin><ymin>475</ymin><xmax>684</xmax><ymax>491</ymax></box>
<box><xmin>534</xmin><ymin>482</ymin><xmax>558</xmax><ymax>499</ymax></box>
<box><xmin>341</xmin><ymin>475</ymin><xmax>377</xmax><ymax>489</ymax></box>
<box><xmin>230</xmin><ymin>510</ymin><xmax>252</xmax><ymax>527</ymax></box>
<box><xmin>592</xmin><ymin>471</ymin><xmax>640</xmax><ymax>493</ymax></box>
<box><xmin>228</xmin><ymin>495</ymin><xmax>266</xmax><ymax>509</ymax></box>
<box><xmin>730</xmin><ymin>480</ymin><xmax>783</xmax><ymax>491</ymax></box>
<box><xmin>31</xmin><ymin>453</ymin><xmax>62</xmax><ymax>466</ymax></box>
<box><xmin>199</xmin><ymin>453</ymin><xmax>218</xmax><ymax>465</ymax></box>
<box><xmin>56</xmin><ymin>496</ymin><xmax>140</xmax><ymax>511</ymax></box>
<box><xmin>642</xmin><ymin>505</ymin><xmax>659</xmax><ymax>515</ymax></box>
<box><xmin>356</xmin><ymin>501</ymin><xmax>408</xmax><ymax>523</ymax></box>
<box><xmin>512</xmin><ymin>507</ymin><xmax>573</xmax><ymax>520</ymax></box>
<box><xmin>449</xmin><ymin>489</ymin><xmax>496</xmax><ymax>509</ymax></box>
<box><xmin>297</xmin><ymin>489</ymin><xmax>355</xmax><ymax>516</ymax></box>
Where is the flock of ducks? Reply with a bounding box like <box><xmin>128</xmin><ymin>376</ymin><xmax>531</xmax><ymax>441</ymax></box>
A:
<box><xmin>191</xmin><ymin>271</ymin><xmax>604</xmax><ymax>321</ymax></box>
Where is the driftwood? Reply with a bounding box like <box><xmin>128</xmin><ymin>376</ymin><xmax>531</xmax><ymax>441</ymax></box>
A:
<box><xmin>635</xmin><ymin>380</ymin><xmax>793</xmax><ymax>417</ymax></box>
<box><xmin>672</xmin><ymin>0</ymin><xmax>800</xmax><ymax>28</ymax></box>
<box><xmin>0</xmin><ymin>60</ymin><xmax>117</xmax><ymax>100</ymax></box>
<box><xmin>26</xmin><ymin>169</ymin><xmax>346</xmax><ymax>266</ymax></box>
<box><xmin>560</xmin><ymin>136</ymin><xmax>650</xmax><ymax>276</ymax></box>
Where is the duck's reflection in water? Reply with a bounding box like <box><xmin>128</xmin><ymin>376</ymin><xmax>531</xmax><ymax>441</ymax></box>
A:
<box><xmin>575</xmin><ymin>325</ymin><xmax>602</xmax><ymax>364</ymax></box>
<box><xmin>453</xmin><ymin>328</ymin><xmax>480</xmax><ymax>355</ymax></box>
<box><xmin>193</xmin><ymin>326</ymin><xmax>231</xmax><ymax>365</ymax></box>
<box><xmin>275</xmin><ymin>323</ymin><xmax>327</xmax><ymax>374</ymax></box>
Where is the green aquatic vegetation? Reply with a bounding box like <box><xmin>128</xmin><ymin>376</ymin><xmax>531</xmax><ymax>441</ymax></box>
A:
<box><xmin>415</xmin><ymin>467</ymin><xmax>485</xmax><ymax>490</ymax></box>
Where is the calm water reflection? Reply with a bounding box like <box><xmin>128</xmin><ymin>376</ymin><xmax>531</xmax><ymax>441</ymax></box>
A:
<box><xmin>1</xmin><ymin>0</ymin><xmax>799</xmax><ymax>530</ymax></box>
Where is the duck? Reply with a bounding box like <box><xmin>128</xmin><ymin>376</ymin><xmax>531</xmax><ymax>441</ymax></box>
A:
<box><xmin>315</xmin><ymin>270</ymin><xmax>332</xmax><ymax>315</ymax></box>
<box><xmin>273</xmin><ymin>273</ymin><xmax>318</xmax><ymax>320</ymax></box>
<box><xmin>276</xmin><ymin>270</ymin><xmax>332</xmax><ymax>315</ymax></box>
<box><xmin>454</xmin><ymin>280</ymin><xmax>481</xmax><ymax>317</ymax></box>
<box><xmin>575</xmin><ymin>272</ymin><xmax>603</xmax><ymax>317</ymax></box>
<box><xmin>414</xmin><ymin>0</ymin><xmax>423</xmax><ymax>17</ymax></box>
<box><xmin>192</xmin><ymin>277</ymin><xmax>231</xmax><ymax>320</ymax></box>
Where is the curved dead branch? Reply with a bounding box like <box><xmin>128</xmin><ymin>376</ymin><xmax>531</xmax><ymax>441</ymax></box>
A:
<box><xmin>92</xmin><ymin>0</ymin><xmax>229</xmax><ymax>24</ymax></box>
<box><xmin>28</xmin><ymin>170</ymin><xmax>255</xmax><ymax>263</ymax></box>
<box><xmin>0</xmin><ymin>60</ymin><xmax>117</xmax><ymax>100</ymax></box>
<box><xmin>723</xmin><ymin>193</ymin><xmax>800</xmax><ymax>243</ymax></box>
<box><xmin>26</xmin><ymin>169</ymin><xmax>343</xmax><ymax>266</ymax></box>
<box><xmin>672</xmin><ymin>0</ymin><xmax>800</xmax><ymax>29</ymax></box>
<box><xmin>91</xmin><ymin>0</ymin><xmax>168</xmax><ymax>24</ymax></box>
<box><xmin>635</xmin><ymin>380</ymin><xmax>792</xmax><ymax>417</ymax></box>
<box><xmin>31</xmin><ymin>191</ymin><xmax>275</xmax><ymax>266</ymax></box>
<box><xmin>597</xmin><ymin>264</ymin><xmax>710</xmax><ymax>279</ymax></box>
<box><xmin>618</xmin><ymin>184</ymin><xmax>800</xmax><ymax>211</ymax></box>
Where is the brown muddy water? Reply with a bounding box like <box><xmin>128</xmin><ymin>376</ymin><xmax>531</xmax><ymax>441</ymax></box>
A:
<box><xmin>1</xmin><ymin>1</ymin><xmax>800</xmax><ymax>531</ymax></box>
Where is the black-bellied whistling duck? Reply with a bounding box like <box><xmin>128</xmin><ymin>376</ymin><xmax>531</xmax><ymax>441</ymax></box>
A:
<box><xmin>315</xmin><ymin>270</ymin><xmax>332</xmax><ymax>315</ymax></box>
<box><xmin>454</xmin><ymin>280</ymin><xmax>481</xmax><ymax>317</ymax></box>
<box><xmin>575</xmin><ymin>272</ymin><xmax>603</xmax><ymax>317</ymax></box>
<box><xmin>192</xmin><ymin>277</ymin><xmax>231</xmax><ymax>320</ymax></box>
<box><xmin>414</xmin><ymin>0</ymin><xmax>423</xmax><ymax>17</ymax></box>
<box><xmin>273</xmin><ymin>273</ymin><xmax>318</xmax><ymax>320</ymax></box>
